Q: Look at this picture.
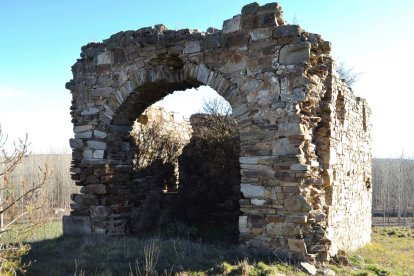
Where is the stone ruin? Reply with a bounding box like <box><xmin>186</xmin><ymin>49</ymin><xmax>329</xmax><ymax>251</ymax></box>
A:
<box><xmin>64</xmin><ymin>2</ymin><xmax>372</xmax><ymax>262</ymax></box>
<box><xmin>119</xmin><ymin>106</ymin><xmax>241</xmax><ymax>238</ymax></box>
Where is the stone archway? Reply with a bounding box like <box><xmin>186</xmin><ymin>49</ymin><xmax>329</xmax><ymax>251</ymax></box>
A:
<box><xmin>64</xmin><ymin>2</ymin><xmax>372</xmax><ymax>262</ymax></box>
<box><xmin>102</xmin><ymin>65</ymin><xmax>244</xmax><ymax>237</ymax></box>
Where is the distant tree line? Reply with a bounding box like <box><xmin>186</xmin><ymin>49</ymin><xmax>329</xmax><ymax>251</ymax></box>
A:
<box><xmin>372</xmin><ymin>157</ymin><xmax>414</xmax><ymax>224</ymax></box>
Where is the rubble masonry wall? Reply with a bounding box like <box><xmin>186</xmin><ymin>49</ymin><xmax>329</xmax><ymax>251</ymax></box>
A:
<box><xmin>64</xmin><ymin>2</ymin><xmax>372</xmax><ymax>262</ymax></box>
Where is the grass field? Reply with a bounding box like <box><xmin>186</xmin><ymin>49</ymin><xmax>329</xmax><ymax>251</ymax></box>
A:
<box><xmin>4</xmin><ymin>223</ymin><xmax>412</xmax><ymax>275</ymax></box>
<box><xmin>18</xmin><ymin>222</ymin><xmax>306</xmax><ymax>276</ymax></box>
<box><xmin>343</xmin><ymin>227</ymin><xmax>414</xmax><ymax>275</ymax></box>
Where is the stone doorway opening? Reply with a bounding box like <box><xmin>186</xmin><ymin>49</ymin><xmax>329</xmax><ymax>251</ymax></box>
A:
<box><xmin>127</xmin><ymin>86</ymin><xmax>242</xmax><ymax>242</ymax></box>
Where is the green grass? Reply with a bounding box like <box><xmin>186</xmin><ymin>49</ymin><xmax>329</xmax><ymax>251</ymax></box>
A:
<box><xmin>330</xmin><ymin>227</ymin><xmax>414</xmax><ymax>276</ymax></box>
<box><xmin>14</xmin><ymin>222</ymin><xmax>305</xmax><ymax>275</ymax></box>
<box><xmin>3</xmin><ymin>223</ymin><xmax>414</xmax><ymax>275</ymax></box>
<box><xmin>354</xmin><ymin>227</ymin><xmax>414</xmax><ymax>275</ymax></box>
<box><xmin>0</xmin><ymin>221</ymin><xmax>62</xmax><ymax>243</ymax></box>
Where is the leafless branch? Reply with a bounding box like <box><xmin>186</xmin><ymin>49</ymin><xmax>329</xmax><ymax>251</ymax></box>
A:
<box><xmin>336</xmin><ymin>61</ymin><xmax>362</xmax><ymax>87</ymax></box>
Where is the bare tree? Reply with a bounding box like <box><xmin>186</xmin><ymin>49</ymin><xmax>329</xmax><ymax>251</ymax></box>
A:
<box><xmin>0</xmin><ymin>125</ymin><xmax>49</xmax><ymax>274</ymax></box>
<box><xmin>130</xmin><ymin>107</ymin><xmax>192</xmax><ymax>192</ymax></box>
<box><xmin>0</xmin><ymin>129</ymin><xmax>48</xmax><ymax>234</ymax></box>
<box><xmin>372</xmin><ymin>155</ymin><xmax>414</xmax><ymax>226</ymax></box>
<box><xmin>199</xmin><ymin>97</ymin><xmax>238</xmax><ymax>142</ymax></box>
<box><xmin>336</xmin><ymin>61</ymin><xmax>362</xmax><ymax>88</ymax></box>
<box><xmin>131</xmin><ymin>117</ymin><xmax>188</xmax><ymax>170</ymax></box>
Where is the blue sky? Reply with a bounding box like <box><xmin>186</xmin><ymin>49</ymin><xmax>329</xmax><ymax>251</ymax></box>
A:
<box><xmin>0</xmin><ymin>0</ymin><xmax>413</xmax><ymax>156</ymax></box>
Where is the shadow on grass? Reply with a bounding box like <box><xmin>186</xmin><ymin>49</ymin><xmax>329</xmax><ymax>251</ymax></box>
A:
<box><xmin>22</xmin><ymin>234</ymin><xmax>301</xmax><ymax>276</ymax></box>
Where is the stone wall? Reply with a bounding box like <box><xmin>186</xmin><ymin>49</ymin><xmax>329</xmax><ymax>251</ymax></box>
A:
<box><xmin>132</xmin><ymin>105</ymin><xmax>191</xmax><ymax>190</ymax></box>
<box><xmin>64</xmin><ymin>1</ymin><xmax>372</xmax><ymax>263</ymax></box>
<box><xmin>325</xmin><ymin>71</ymin><xmax>372</xmax><ymax>253</ymax></box>
<box><xmin>128</xmin><ymin>106</ymin><xmax>192</xmax><ymax>232</ymax></box>
<box><xmin>134</xmin><ymin>106</ymin><xmax>192</xmax><ymax>144</ymax></box>
<box><xmin>291</xmin><ymin>36</ymin><xmax>373</xmax><ymax>260</ymax></box>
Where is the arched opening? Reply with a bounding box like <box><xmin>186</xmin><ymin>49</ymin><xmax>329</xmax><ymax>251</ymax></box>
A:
<box><xmin>124</xmin><ymin>87</ymin><xmax>241</xmax><ymax>242</ymax></box>
<box><xmin>101</xmin><ymin>66</ymin><xmax>244</xmax><ymax>240</ymax></box>
<box><xmin>176</xmin><ymin>97</ymin><xmax>241</xmax><ymax>242</ymax></box>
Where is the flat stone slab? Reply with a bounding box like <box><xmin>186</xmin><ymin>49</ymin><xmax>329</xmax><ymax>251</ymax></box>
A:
<box><xmin>279</xmin><ymin>42</ymin><xmax>310</xmax><ymax>65</ymax></box>
<box><xmin>63</xmin><ymin>215</ymin><xmax>91</xmax><ymax>235</ymax></box>
<box><xmin>222</xmin><ymin>16</ymin><xmax>241</xmax><ymax>34</ymax></box>
<box><xmin>241</xmin><ymin>183</ymin><xmax>266</xmax><ymax>198</ymax></box>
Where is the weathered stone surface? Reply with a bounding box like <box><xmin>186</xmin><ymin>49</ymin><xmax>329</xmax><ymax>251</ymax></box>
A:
<box><xmin>202</xmin><ymin>33</ymin><xmax>221</xmax><ymax>49</ymax></box>
<box><xmin>226</xmin><ymin>31</ymin><xmax>249</xmax><ymax>49</ymax></box>
<box><xmin>272</xmin><ymin>138</ymin><xmax>299</xmax><ymax>155</ymax></box>
<box><xmin>93</xmin><ymin>87</ymin><xmax>113</xmax><ymax>97</ymax></box>
<box><xmin>222</xmin><ymin>16</ymin><xmax>241</xmax><ymax>34</ymax></box>
<box><xmin>81</xmin><ymin>107</ymin><xmax>100</xmax><ymax>116</ymax></box>
<box><xmin>259</xmin><ymin>2</ymin><xmax>280</xmax><ymax>13</ymax></box>
<box><xmin>241</xmin><ymin>2</ymin><xmax>259</xmax><ymax>15</ymax></box>
<box><xmin>273</xmin><ymin>25</ymin><xmax>302</xmax><ymax>37</ymax></box>
<box><xmin>96</xmin><ymin>51</ymin><xmax>113</xmax><ymax>65</ymax></box>
<box><xmin>92</xmin><ymin>150</ymin><xmax>104</xmax><ymax>159</ymax></box>
<box><xmin>285</xmin><ymin>214</ymin><xmax>307</xmax><ymax>223</ymax></box>
<box><xmin>266</xmin><ymin>215</ymin><xmax>283</xmax><ymax>223</ymax></box>
<box><xmin>279</xmin><ymin>42</ymin><xmax>310</xmax><ymax>65</ymax></box>
<box><xmin>290</xmin><ymin>163</ymin><xmax>310</xmax><ymax>171</ymax></box>
<box><xmin>251</xmin><ymin>199</ymin><xmax>267</xmax><ymax>206</ymax></box>
<box><xmin>300</xmin><ymin>262</ymin><xmax>317</xmax><ymax>276</ymax></box>
<box><xmin>266</xmin><ymin>222</ymin><xmax>300</xmax><ymax>236</ymax></box>
<box><xmin>69</xmin><ymin>138</ymin><xmax>83</xmax><ymax>149</ymax></box>
<box><xmin>288</xmin><ymin>238</ymin><xmax>307</xmax><ymax>253</ymax></box>
<box><xmin>86</xmin><ymin>140</ymin><xmax>107</xmax><ymax>150</ymax></box>
<box><xmin>93</xmin><ymin>130</ymin><xmax>107</xmax><ymax>139</ymax></box>
<box><xmin>196</xmin><ymin>64</ymin><xmax>210</xmax><ymax>84</ymax></box>
<box><xmin>83</xmin><ymin>149</ymin><xmax>92</xmax><ymax>159</ymax></box>
<box><xmin>309</xmin><ymin>209</ymin><xmax>326</xmax><ymax>222</ymax></box>
<box><xmin>239</xmin><ymin>215</ymin><xmax>249</xmax><ymax>233</ymax></box>
<box><xmin>183</xmin><ymin>40</ymin><xmax>201</xmax><ymax>54</ymax></box>
<box><xmin>80</xmin><ymin>184</ymin><xmax>106</xmax><ymax>194</ymax></box>
<box><xmin>249</xmin><ymin>28</ymin><xmax>273</xmax><ymax>41</ymax></box>
<box><xmin>101</xmin><ymin>174</ymin><xmax>129</xmax><ymax>183</ymax></box>
<box><xmin>75</xmin><ymin>131</ymin><xmax>93</xmax><ymax>139</ymax></box>
<box><xmin>284</xmin><ymin>194</ymin><xmax>312</xmax><ymax>212</ymax></box>
<box><xmin>74</xmin><ymin>124</ymin><xmax>93</xmax><ymax>133</ymax></box>
<box><xmin>85</xmin><ymin>175</ymin><xmax>99</xmax><ymax>184</ymax></box>
<box><xmin>241</xmin><ymin>184</ymin><xmax>266</xmax><ymax>198</ymax></box>
<box><xmin>258</xmin><ymin>12</ymin><xmax>278</xmax><ymax>28</ymax></box>
<box><xmin>220</xmin><ymin>52</ymin><xmax>246</xmax><ymax>74</ymax></box>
